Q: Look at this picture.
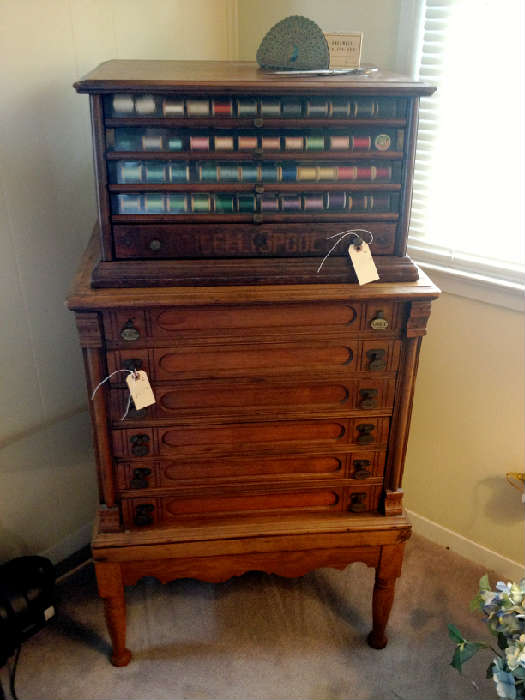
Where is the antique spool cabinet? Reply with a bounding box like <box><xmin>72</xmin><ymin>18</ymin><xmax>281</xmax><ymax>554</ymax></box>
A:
<box><xmin>69</xmin><ymin>61</ymin><xmax>438</xmax><ymax>666</ymax></box>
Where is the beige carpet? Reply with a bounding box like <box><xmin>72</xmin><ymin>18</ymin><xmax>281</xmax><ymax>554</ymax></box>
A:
<box><xmin>9</xmin><ymin>534</ymin><xmax>506</xmax><ymax>699</ymax></box>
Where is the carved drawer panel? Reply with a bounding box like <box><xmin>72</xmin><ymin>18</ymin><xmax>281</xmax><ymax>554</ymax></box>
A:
<box><xmin>111</xmin><ymin>418</ymin><xmax>390</xmax><ymax>458</ymax></box>
<box><xmin>114</xmin><ymin>450</ymin><xmax>386</xmax><ymax>491</ymax></box>
<box><xmin>120</xmin><ymin>484</ymin><xmax>382</xmax><ymax>528</ymax></box>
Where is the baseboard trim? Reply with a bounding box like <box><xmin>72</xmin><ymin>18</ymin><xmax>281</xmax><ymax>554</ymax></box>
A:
<box><xmin>407</xmin><ymin>509</ymin><xmax>524</xmax><ymax>581</ymax></box>
<box><xmin>39</xmin><ymin>521</ymin><xmax>93</xmax><ymax>566</ymax></box>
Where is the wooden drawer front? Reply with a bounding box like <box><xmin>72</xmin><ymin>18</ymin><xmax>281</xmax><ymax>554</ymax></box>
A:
<box><xmin>121</xmin><ymin>484</ymin><xmax>382</xmax><ymax>527</ymax></box>
<box><xmin>111</xmin><ymin>418</ymin><xmax>390</xmax><ymax>458</ymax></box>
<box><xmin>113</xmin><ymin>222</ymin><xmax>396</xmax><ymax>259</ymax></box>
<box><xmin>109</xmin><ymin>377</ymin><xmax>396</xmax><ymax>420</ymax></box>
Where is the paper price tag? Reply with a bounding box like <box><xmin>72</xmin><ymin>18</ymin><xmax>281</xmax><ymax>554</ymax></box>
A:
<box><xmin>126</xmin><ymin>370</ymin><xmax>156</xmax><ymax>410</ymax></box>
<box><xmin>348</xmin><ymin>241</ymin><xmax>379</xmax><ymax>285</ymax></box>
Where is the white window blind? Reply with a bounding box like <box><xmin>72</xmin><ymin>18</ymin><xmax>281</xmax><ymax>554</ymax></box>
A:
<box><xmin>408</xmin><ymin>0</ymin><xmax>524</xmax><ymax>287</ymax></box>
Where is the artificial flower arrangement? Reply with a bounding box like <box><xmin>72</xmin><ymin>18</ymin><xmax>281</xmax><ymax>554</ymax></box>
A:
<box><xmin>449</xmin><ymin>574</ymin><xmax>525</xmax><ymax>699</ymax></box>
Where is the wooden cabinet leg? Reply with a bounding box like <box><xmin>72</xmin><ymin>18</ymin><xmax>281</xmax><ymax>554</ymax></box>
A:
<box><xmin>94</xmin><ymin>562</ymin><xmax>132</xmax><ymax>666</ymax></box>
<box><xmin>367</xmin><ymin>543</ymin><xmax>405</xmax><ymax>650</ymax></box>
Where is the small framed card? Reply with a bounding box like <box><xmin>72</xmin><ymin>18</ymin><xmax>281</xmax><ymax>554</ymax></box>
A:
<box><xmin>324</xmin><ymin>32</ymin><xmax>363</xmax><ymax>69</ymax></box>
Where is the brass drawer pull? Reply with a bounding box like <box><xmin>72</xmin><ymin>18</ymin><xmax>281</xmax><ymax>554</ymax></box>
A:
<box><xmin>130</xmin><ymin>434</ymin><xmax>150</xmax><ymax>457</ymax></box>
<box><xmin>122</xmin><ymin>358</ymin><xmax>143</xmax><ymax>372</ymax></box>
<box><xmin>370</xmin><ymin>311</ymin><xmax>389</xmax><ymax>330</ymax></box>
<box><xmin>134</xmin><ymin>503</ymin><xmax>154</xmax><ymax>527</ymax></box>
<box><xmin>120</xmin><ymin>319</ymin><xmax>140</xmax><ymax>342</ymax></box>
<box><xmin>353</xmin><ymin>460</ymin><xmax>371</xmax><ymax>479</ymax></box>
<box><xmin>149</xmin><ymin>239</ymin><xmax>161</xmax><ymax>251</ymax></box>
<box><xmin>366</xmin><ymin>349</ymin><xmax>386</xmax><ymax>371</ymax></box>
<box><xmin>253</xmin><ymin>213</ymin><xmax>263</xmax><ymax>224</ymax></box>
<box><xmin>359</xmin><ymin>389</ymin><xmax>378</xmax><ymax>410</ymax></box>
<box><xmin>356</xmin><ymin>424</ymin><xmax>375</xmax><ymax>444</ymax></box>
<box><xmin>130</xmin><ymin>467</ymin><xmax>151</xmax><ymax>489</ymax></box>
<box><xmin>349</xmin><ymin>493</ymin><xmax>367</xmax><ymax>513</ymax></box>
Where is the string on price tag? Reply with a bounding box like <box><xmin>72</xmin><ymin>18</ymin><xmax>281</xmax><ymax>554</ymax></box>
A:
<box><xmin>316</xmin><ymin>228</ymin><xmax>379</xmax><ymax>285</ymax></box>
<box><xmin>91</xmin><ymin>369</ymin><xmax>156</xmax><ymax>421</ymax></box>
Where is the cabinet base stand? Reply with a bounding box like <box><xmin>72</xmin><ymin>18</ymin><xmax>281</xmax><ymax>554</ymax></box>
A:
<box><xmin>92</xmin><ymin>512</ymin><xmax>411</xmax><ymax>666</ymax></box>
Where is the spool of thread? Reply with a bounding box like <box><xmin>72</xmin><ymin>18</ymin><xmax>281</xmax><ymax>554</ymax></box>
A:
<box><xmin>326</xmin><ymin>191</ymin><xmax>347</xmax><ymax>210</ymax></box>
<box><xmin>296</xmin><ymin>166</ymin><xmax>317</xmax><ymax>181</ymax></box>
<box><xmin>191</xmin><ymin>193</ymin><xmax>211</xmax><ymax>212</ymax></box>
<box><xmin>337</xmin><ymin>166</ymin><xmax>358</xmax><ymax>180</ymax></box>
<box><xmin>214</xmin><ymin>193</ymin><xmax>235</xmax><ymax>213</ymax></box>
<box><xmin>284</xmin><ymin>136</ymin><xmax>304</xmax><ymax>151</ymax></box>
<box><xmin>218</xmin><ymin>164</ymin><xmax>241</xmax><ymax>182</ymax></box>
<box><xmin>142</xmin><ymin>134</ymin><xmax>163</xmax><ymax>150</ymax></box>
<box><xmin>317</xmin><ymin>166</ymin><xmax>338</xmax><ymax>181</ymax></box>
<box><xmin>169</xmin><ymin>163</ymin><xmax>190</xmax><ymax>183</ymax></box>
<box><xmin>306</xmin><ymin>99</ymin><xmax>328</xmax><ymax>117</ymax></box>
<box><xmin>280</xmin><ymin>164</ymin><xmax>297</xmax><ymax>182</ymax></box>
<box><xmin>186</xmin><ymin>99</ymin><xmax>210</xmax><ymax>117</ymax></box>
<box><xmin>280</xmin><ymin>194</ymin><xmax>301</xmax><ymax>210</ymax></box>
<box><xmin>114</xmin><ymin>130</ymin><xmax>137</xmax><ymax>151</ymax></box>
<box><xmin>144</xmin><ymin>163</ymin><xmax>167</xmax><ymax>183</ymax></box>
<box><xmin>372</xmin><ymin>193</ymin><xmax>390</xmax><ymax>210</ymax></box>
<box><xmin>305</xmin><ymin>135</ymin><xmax>325</xmax><ymax>151</ymax></box>
<box><xmin>237</xmin><ymin>136</ymin><xmax>258</xmax><ymax>150</ymax></box>
<box><xmin>212</xmin><ymin>99</ymin><xmax>232</xmax><ymax>116</ymax></box>
<box><xmin>199</xmin><ymin>163</ymin><xmax>219</xmax><ymax>182</ymax></box>
<box><xmin>261</xmin><ymin>136</ymin><xmax>281</xmax><ymax>151</ymax></box>
<box><xmin>237</xmin><ymin>98</ymin><xmax>257</xmax><ymax>117</ymax></box>
<box><xmin>118</xmin><ymin>162</ymin><xmax>143</xmax><ymax>184</ymax></box>
<box><xmin>118</xmin><ymin>194</ymin><xmax>143</xmax><ymax>214</ymax></box>
<box><xmin>237</xmin><ymin>193</ymin><xmax>256</xmax><ymax>212</ymax></box>
<box><xmin>329</xmin><ymin>135</ymin><xmax>350</xmax><ymax>150</ymax></box>
<box><xmin>330</xmin><ymin>100</ymin><xmax>350</xmax><ymax>118</ymax></box>
<box><xmin>281</xmin><ymin>100</ymin><xmax>302</xmax><ymax>117</ymax></box>
<box><xmin>352</xmin><ymin>136</ymin><xmax>371</xmax><ymax>151</ymax></box>
<box><xmin>214</xmin><ymin>136</ymin><xmax>234</xmax><ymax>151</ymax></box>
<box><xmin>167</xmin><ymin>194</ymin><xmax>187</xmax><ymax>213</ymax></box>
<box><xmin>261</xmin><ymin>194</ymin><xmax>279</xmax><ymax>211</ymax></box>
<box><xmin>144</xmin><ymin>193</ymin><xmax>165</xmax><ymax>213</ymax></box>
<box><xmin>303</xmin><ymin>193</ymin><xmax>324</xmax><ymax>209</ymax></box>
<box><xmin>260</xmin><ymin>164</ymin><xmax>279</xmax><ymax>182</ymax></box>
<box><xmin>167</xmin><ymin>135</ymin><xmax>183</xmax><ymax>151</ymax></box>
<box><xmin>135</xmin><ymin>95</ymin><xmax>157</xmax><ymax>115</ymax></box>
<box><xmin>190</xmin><ymin>136</ymin><xmax>210</xmax><ymax>151</ymax></box>
<box><xmin>112</xmin><ymin>94</ymin><xmax>134</xmax><ymax>115</ymax></box>
<box><xmin>356</xmin><ymin>166</ymin><xmax>373</xmax><ymax>180</ymax></box>
<box><xmin>163</xmin><ymin>99</ymin><xmax>184</xmax><ymax>116</ymax></box>
<box><xmin>354</xmin><ymin>99</ymin><xmax>377</xmax><ymax>117</ymax></box>
<box><xmin>373</xmin><ymin>165</ymin><xmax>392</xmax><ymax>180</ymax></box>
<box><xmin>260</xmin><ymin>99</ymin><xmax>280</xmax><ymax>116</ymax></box>
<box><xmin>240</xmin><ymin>164</ymin><xmax>259</xmax><ymax>183</ymax></box>
<box><xmin>374</xmin><ymin>133</ymin><xmax>392</xmax><ymax>151</ymax></box>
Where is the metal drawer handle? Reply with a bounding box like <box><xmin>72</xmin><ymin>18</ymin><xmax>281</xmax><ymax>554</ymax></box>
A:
<box><xmin>134</xmin><ymin>503</ymin><xmax>154</xmax><ymax>527</ymax></box>
<box><xmin>130</xmin><ymin>434</ymin><xmax>150</xmax><ymax>457</ymax></box>
<box><xmin>366</xmin><ymin>349</ymin><xmax>386</xmax><ymax>371</ymax></box>
<box><xmin>149</xmin><ymin>239</ymin><xmax>161</xmax><ymax>251</ymax></box>
<box><xmin>359</xmin><ymin>389</ymin><xmax>378</xmax><ymax>410</ymax></box>
<box><xmin>130</xmin><ymin>467</ymin><xmax>152</xmax><ymax>490</ymax></box>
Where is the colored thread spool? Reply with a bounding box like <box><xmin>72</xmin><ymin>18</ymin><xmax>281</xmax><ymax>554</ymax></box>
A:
<box><xmin>373</xmin><ymin>165</ymin><xmax>392</xmax><ymax>180</ymax></box>
<box><xmin>144</xmin><ymin>194</ymin><xmax>165</xmax><ymax>213</ymax></box>
<box><xmin>317</xmin><ymin>166</ymin><xmax>338</xmax><ymax>181</ymax></box>
<box><xmin>326</xmin><ymin>191</ymin><xmax>347</xmax><ymax>209</ymax></box>
<box><xmin>212</xmin><ymin>99</ymin><xmax>232</xmax><ymax>116</ymax></box>
<box><xmin>186</xmin><ymin>99</ymin><xmax>210</xmax><ymax>116</ymax></box>
<box><xmin>144</xmin><ymin>163</ymin><xmax>167</xmax><ymax>183</ymax></box>
<box><xmin>260</xmin><ymin>99</ymin><xmax>280</xmax><ymax>116</ymax></box>
<box><xmin>169</xmin><ymin>163</ymin><xmax>190</xmax><ymax>183</ymax></box>
<box><xmin>118</xmin><ymin>194</ymin><xmax>143</xmax><ymax>214</ymax></box>
<box><xmin>356</xmin><ymin>166</ymin><xmax>373</xmax><ymax>180</ymax></box>
<box><xmin>354</xmin><ymin>99</ymin><xmax>377</xmax><ymax>117</ymax></box>
<box><xmin>337</xmin><ymin>166</ymin><xmax>358</xmax><ymax>180</ymax></box>
<box><xmin>118</xmin><ymin>162</ymin><xmax>143</xmax><ymax>184</ymax></box>
<box><xmin>296</xmin><ymin>166</ymin><xmax>317</xmax><ymax>181</ymax></box>
<box><xmin>191</xmin><ymin>193</ymin><xmax>211</xmax><ymax>212</ymax></box>
<box><xmin>261</xmin><ymin>136</ymin><xmax>281</xmax><ymax>151</ymax></box>
<box><xmin>218</xmin><ymin>164</ymin><xmax>241</xmax><ymax>182</ymax></box>
<box><xmin>190</xmin><ymin>136</ymin><xmax>210</xmax><ymax>151</ymax></box>
<box><xmin>261</xmin><ymin>194</ymin><xmax>279</xmax><ymax>211</ymax></box>
<box><xmin>112</xmin><ymin>94</ymin><xmax>134</xmax><ymax>115</ymax></box>
<box><xmin>280</xmin><ymin>164</ymin><xmax>297</xmax><ymax>182</ymax></box>
<box><xmin>199</xmin><ymin>163</ymin><xmax>218</xmax><ymax>182</ymax></box>
<box><xmin>306</xmin><ymin>99</ymin><xmax>328</xmax><ymax>117</ymax></box>
<box><xmin>329</xmin><ymin>135</ymin><xmax>350</xmax><ymax>150</ymax></box>
<box><xmin>303</xmin><ymin>193</ymin><xmax>324</xmax><ymax>210</ymax></box>
<box><xmin>166</xmin><ymin>194</ymin><xmax>187</xmax><ymax>213</ymax></box>
<box><xmin>330</xmin><ymin>99</ymin><xmax>350</xmax><ymax>118</ymax></box>
<box><xmin>280</xmin><ymin>194</ymin><xmax>301</xmax><ymax>210</ymax></box>
<box><xmin>237</xmin><ymin>193</ymin><xmax>256</xmax><ymax>212</ymax></box>
<box><xmin>142</xmin><ymin>134</ymin><xmax>163</xmax><ymax>150</ymax></box>
<box><xmin>135</xmin><ymin>95</ymin><xmax>157</xmax><ymax>115</ymax></box>
<box><xmin>240</xmin><ymin>164</ymin><xmax>259</xmax><ymax>183</ymax></box>
<box><xmin>214</xmin><ymin>136</ymin><xmax>234</xmax><ymax>151</ymax></box>
<box><xmin>284</xmin><ymin>136</ymin><xmax>304</xmax><ymax>151</ymax></box>
<box><xmin>114</xmin><ymin>130</ymin><xmax>138</xmax><ymax>151</ymax></box>
<box><xmin>260</xmin><ymin>164</ymin><xmax>279</xmax><ymax>182</ymax></box>
<box><xmin>167</xmin><ymin>135</ymin><xmax>183</xmax><ymax>151</ymax></box>
<box><xmin>305</xmin><ymin>135</ymin><xmax>325</xmax><ymax>151</ymax></box>
<box><xmin>281</xmin><ymin>100</ymin><xmax>302</xmax><ymax>117</ymax></box>
<box><xmin>237</xmin><ymin>98</ymin><xmax>257</xmax><ymax>117</ymax></box>
<box><xmin>214</xmin><ymin>193</ymin><xmax>235</xmax><ymax>213</ymax></box>
<box><xmin>237</xmin><ymin>136</ymin><xmax>258</xmax><ymax>150</ymax></box>
<box><xmin>162</xmin><ymin>99</ymin><xmax>184</xmax><ymax>116</ymax></box>
<box><xmin>374</xmin><ymin>133</ymin><xmax>392</xmax><ymax>151</ymax></box>
<box><xmin>370</xmin><ymin>193</ymin><xmax>389</xmax><ymax>210</ymax></box>
<box><xmin>352</xmin><ymin>136</ymin><xmax>371</xmax><ymax>151</ymax></box>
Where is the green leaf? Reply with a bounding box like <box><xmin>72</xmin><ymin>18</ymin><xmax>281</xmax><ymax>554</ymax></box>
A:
<box><xmin>451</xmin><ymin>646</ymin><xmax>464</xmax><ymax>672</ymax></box>
<box><xmin>449</xmin><ymin>623</ymin><xmax>466</xmax><ymax>643</ymax></box>
<box><xmin>479</xmin><ymin>574</ymin><xmax>491</xmax><ymax>591</ymax></box>
<box><xmin>513</xmin><ymin>667</ymin><xmax>525</xmax><ymax>680</ymax></box>
<box><xmin>461</xmin><ymin>641</ymin><xmax>486</xmax><ymax>664</ymax></box>
<box><xmin>470</xmin><ymin>593</ymin><xmax>484</xmax><ymax>612</ymax></box>
<box><xmin>498</xmin><ymin>633</ymin><xmax>510</xmax><ymax>650</ymax></box>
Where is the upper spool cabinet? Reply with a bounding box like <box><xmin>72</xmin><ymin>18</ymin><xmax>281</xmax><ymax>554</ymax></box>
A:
<box><xmin>74</xmin><ymin>60</ymin><xmax>435</xmax><ymax>287</ymax></box>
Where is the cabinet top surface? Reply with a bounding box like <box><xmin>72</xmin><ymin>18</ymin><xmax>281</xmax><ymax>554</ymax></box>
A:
<box><xmin>74</xmin><ymin>60</ymin><xmax>436</xmax><ymax>96</ymax></box>
<box><xmin>66</xmin><ymin>231</ymin><xmax>440</xmax><ymax>310</ymax></box>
